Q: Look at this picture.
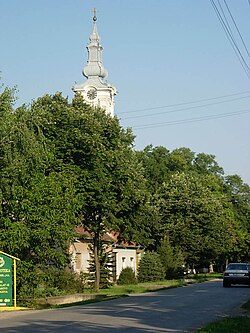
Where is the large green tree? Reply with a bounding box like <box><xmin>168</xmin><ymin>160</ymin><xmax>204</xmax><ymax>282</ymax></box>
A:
<box><xmin>0</xmin><ymin>88</ymin><xmax>77</xmax><ymax>270</ymax></box>
<box><xmin>155</xmin><ymin>172</ymin><xmax>237</xmax><ymax>266</ymax></box>
<box><xmin>136</xmin><ymin>145</ymin><xmax>170</xmax><ymax>192</ymax></box>
<box><xmin>30</xmin><ymin>93</ymin><xmax>149</xmax><ymax>290</ymax></box>
<box><xmin>222</xmin><ymin>175</ymin><xmax>250</xmax><ymax>261</ymax></box>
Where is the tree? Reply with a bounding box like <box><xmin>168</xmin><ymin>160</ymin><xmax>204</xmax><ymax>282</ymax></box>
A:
<box><xmin>137</xmin><ymin>146</ymin><xmax>224</xmax><ymax>191</ymax></box>
<box><xmin>168</xmin><ymin>147</ymin><xmax>195</xmax><ymax>172</ymax></box>
<box><xmin>138</xmin><ymin>252</ymin><xmax>164</xmax><ymax>282</ymax></box>
<box><xmin>224</xmin><ymin>175</ymin><xmax>250</xmax><ymax>227</ymax></box>
<box><xmin>137</xmin><ymin>145</ymin><xmax>245</xmax><ymax>264</ymax></box>
<box><xmin>157</xmin><ymin>236</ymin><xmax>185</xmax><ymax>279</ymax></box>
<box><xmin>0</xmin><ymin>87</ymin><xmax>80</xmax><ymax>297</ymax></box>
<box><xmin>30</xmin><ymin>93</ymin><xmax>149</xmax><ymax>290</ymax></box>
<box><xmin>155</xmin><ymin>172</ymin><xmax>237</xmax><ymax>267</ymax></box>
<box><xmin>222</xmin><ymin>175</ymin><xmax>250</xmax><ymax>261</ymax></box>
<box><xmin>0</xmin><ymin>91</ymin><xmax>77</xmax><ymax>252</ymax></box>
<box><xmin>136</xmin><ymin>145</ymin><xmax>170</xmax><ymax>192</ymax></box>
<box><xmin>88</xmin><ymin>241</ymin><xmax>113</xmax><ymax>289</ymax></box>
<box><xmin>193</xmin><ymin>153</ymin><xmax>224</xmax><ymax>177</ymax></box>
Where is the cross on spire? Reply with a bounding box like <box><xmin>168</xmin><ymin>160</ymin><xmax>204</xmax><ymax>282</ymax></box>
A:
<box><xmin>93</xmin><ymin>8</ymin><xmax>97</xmax><ymax>21</ymax></box>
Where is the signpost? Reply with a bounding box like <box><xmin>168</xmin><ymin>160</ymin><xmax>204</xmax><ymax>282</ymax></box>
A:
<box><xmin>0</xmin><ymin>251</ymin><xmax>20</xmax><ymax>308</ymax></box>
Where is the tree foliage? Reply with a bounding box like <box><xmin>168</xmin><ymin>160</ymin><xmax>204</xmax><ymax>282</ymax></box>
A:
<box><xmin>157</xmin><ymin>236</ymin><xmax>185</xmax><ymax>279</ymax></box>
<box><xmin>222</xmin><ymin>175</ymin><xmax>250</xmax><ymax>261</ymax></box>
<box><xmin>138</xmin><ymin>145</ymin><xmax>250</xmax><ymax>267</ymax></box>
<box><xmin>138</xmin><ymin>252</ymin><xmax>165</xmax><ymax>282</ymax></box>
<box><xmin>155</xmin><ymin>172</ymin><xmax>237</xmax><ymax>266</ymax></box>
<box><xmin>0</xmin><ymin>88</ymin><xmax>148</xmax><ymax>293</ymax></box>
<box><xmin>29</xmin><ymin>93</ymin><xmax>149</xmax><ymax>290</ymax></box>
<box><xmin>0</xmin><ymin>89</ymin><xmax>77</xmax><ymax>278</ymax></box>
<box><xmin>1</xmin><ymin>83</ymin><xmax>250</xmax><ymax>298</ymax></box>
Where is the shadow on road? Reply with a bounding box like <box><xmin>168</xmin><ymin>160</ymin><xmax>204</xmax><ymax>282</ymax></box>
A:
<box><xmin>1</xmin><ymin>281</ymin><xmax>249</xmax><ymax>333</ymax></box>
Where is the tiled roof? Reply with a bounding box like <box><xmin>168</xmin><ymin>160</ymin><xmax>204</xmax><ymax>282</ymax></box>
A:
<box><xmin>75</xmin><ymin>226</ymin><xmax>116</xmax><ymax>242</ymax></box>
<box><xmin>75</xmin><ymin>226</ymin><xmax>138</xmax><ymax>248</ymax></box>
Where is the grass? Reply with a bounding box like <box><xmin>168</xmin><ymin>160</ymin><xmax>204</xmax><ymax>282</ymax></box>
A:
<box><xmin>189</xmin><ymin>272</ymin><xmax>222</xmax><ymax>280</ymax></box>
<box><xmin>97</xmin><ymin>273</ymin><xmax>222</xmax><ymax>296</ymax></box>
<box><xmin>196</xmin><ymin>298</ymin><xmax>250</xmax><ymax>332</ymax></box>
<box><xmin>196</xmin><ymin>317</ymin><xmax>250</xmax><ymax>333</ymax></box>
<box><xmin>97</xmin><ymin>279</ymin><xmax>184</xmax><ymax>295</ymax></box>
<box><xmin>242</xmin><ymin>299</ymin><xmax>250</xmax><ymax>311</ymax></box>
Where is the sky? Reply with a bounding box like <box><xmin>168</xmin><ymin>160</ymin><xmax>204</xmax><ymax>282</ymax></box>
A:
<box><xmin>1</xmin><ymin>0</ymin><xmax>250</xmax><ymax>184</ymax></box>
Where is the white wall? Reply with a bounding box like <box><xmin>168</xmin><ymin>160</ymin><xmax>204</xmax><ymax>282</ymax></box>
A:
<box><xmin>69</xmin><ymin>242</ymin><xmax>90</xmax><ymax>274</ymax></box>
<box><xmin>113</xmin><ymin>248</ymin><xmax>137</xmax><ymax>280</ymax></box>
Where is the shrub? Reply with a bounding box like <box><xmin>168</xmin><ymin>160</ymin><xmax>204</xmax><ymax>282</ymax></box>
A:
<box><xmin>117</xmin><ymin>267</ymin><xmax>137</xmax><ymax>285</ymax></box>
<box><xmin>138</xmin><ymin>252</ymin><xmax>165</xmax><ymax>282</ymax></box>
<box><xmin>17</xmin><ymin>263</ymin><xmax>84</xmax><ymax>304</ymax></box>
<box><xmin>52</xmin><ymin>269</ymin><xmax>84</xmax><ymax>294</ymax></box>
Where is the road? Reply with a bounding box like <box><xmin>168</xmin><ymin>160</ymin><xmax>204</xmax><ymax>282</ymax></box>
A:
<box><xmin>0</xmin><ymin>280</ymin><xmax>250</xmax><ymax>333</ymax></box>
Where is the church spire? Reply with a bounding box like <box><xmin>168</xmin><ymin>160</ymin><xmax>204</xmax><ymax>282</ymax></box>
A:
<box><xmin>83</xmin><ymin>8</ymin><xmax>108</xmax><ymax>80</ymax></box>
<box><xmin>73</xmin><ymin>8</ymin><xmax>117</xmax><ymax>117</ymax></box>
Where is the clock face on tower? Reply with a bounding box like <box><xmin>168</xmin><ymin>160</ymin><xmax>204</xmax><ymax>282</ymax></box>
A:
<box><xmin>86</xmin><ymin>88</ymin><xmax>97</xmax><ymax>100</ymax></box>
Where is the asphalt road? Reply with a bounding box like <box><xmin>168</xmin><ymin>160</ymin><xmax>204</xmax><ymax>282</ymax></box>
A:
<box><xmin>1</xmin><ymin>280</ymin><xmax>250</xmax><ymax>333</ymax></box>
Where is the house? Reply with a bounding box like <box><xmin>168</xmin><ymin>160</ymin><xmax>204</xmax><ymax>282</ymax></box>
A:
<box><xmin>111</xmin><ymin>232</ymin><xmax>143</xmax><ymax>280</ymax></box>
<box><xmin>69</xmin><ymin>227</ymin><xmax>142</xmax><ymax>282</ymax></box>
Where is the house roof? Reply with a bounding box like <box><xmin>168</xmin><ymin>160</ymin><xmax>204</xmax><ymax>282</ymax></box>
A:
<box><xmin>109</xmin><ymin>231</ymin><xmax>139</xmax><ymax>248</ymax></box>
<box><xmin>75</xmin><ymin>226</ymin><xmax>116</xmax><ymax>242</ymax></box>
<box><xmin>75</xmin><ymin>227</ymin><xmax>139</xmax><ymax>248</ymax></box>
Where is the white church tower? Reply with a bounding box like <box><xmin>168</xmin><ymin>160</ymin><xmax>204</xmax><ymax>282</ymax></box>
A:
<box><xmin>73</xmin><ymin>9</ymin><xmax>117</xmax><ymax>117</ymax></box>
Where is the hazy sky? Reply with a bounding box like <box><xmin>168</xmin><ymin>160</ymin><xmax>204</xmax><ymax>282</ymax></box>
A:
<box><xmin>1</xmin><ymin>0</ymin><xmax>250</xmax><ymax>184</ymax></box>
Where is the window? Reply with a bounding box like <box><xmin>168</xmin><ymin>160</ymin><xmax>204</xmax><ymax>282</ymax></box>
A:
<box><xmin>130</xmin><ymin>257</ymin><xmax>134</xmax><ymax>266</ymax></box>
<box><xmin>122</xmin><ymin>257</ymin><xmax>126</xmax><ymax>269</ymax></box>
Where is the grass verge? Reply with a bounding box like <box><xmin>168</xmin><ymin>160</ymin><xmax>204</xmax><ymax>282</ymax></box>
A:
<box><xmin>196</xmin><ymin>317</ymin><xmax>250</xmax><ymax>333</ymax></box>
<box><xmin>196</xmin><ymin>298</ymin><xmax>250</xmax><ymax>332</ymax></box>
<box><xmin>242</xmin><ymin>299</ymin><xmax>250</xmax><ymax>311</ymax></box>
<box><xmin>97</xmin><ymin>273</ymin><xmax>222</xmax><ymax>296</ymax></box>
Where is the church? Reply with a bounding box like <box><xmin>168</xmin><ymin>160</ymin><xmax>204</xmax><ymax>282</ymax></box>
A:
<box><xmin>73</xmin><ymin>9</ymin><xmax>117</xmax><ymax>117</ymax></box>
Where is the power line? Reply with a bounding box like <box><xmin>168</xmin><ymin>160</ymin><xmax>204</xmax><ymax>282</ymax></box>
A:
<box><xmin>133</xmin><ymin>108</ymin><xmax>250</xmax><ymax>130</ymax></box>
<box><xmin>210</xmin><ymin>0</ymin><xmax>250</xmax><ymax>80</ymax></box>
<box><xmin>223</xmin><ymin>0</ymin><xmax>250</xmax><ymax>60</ymax></box>
<box><xmin>122</xmin><ymin>95</ymin><xmax>250</xmax><ymax>120</ymax></box>
<box><xmin>214</xmin><ymin>0</ymin><xmax>250</xmax><ymax>76</ymax></box>
<box><xmin>211</xmin><ymin>0</ymin><xmax>250</xmax><ymax>78</ymax></box>
<box><xmin>118</xmin><ymin>90</ymin><xmax>250</xmax><ymax>115</ymax></box>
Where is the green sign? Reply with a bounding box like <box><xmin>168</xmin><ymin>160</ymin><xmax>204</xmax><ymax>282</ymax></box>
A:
<box><xmin>0</xmin><ymin>254</ymin><xmax>13</xmax><ymax>306</ymax></box>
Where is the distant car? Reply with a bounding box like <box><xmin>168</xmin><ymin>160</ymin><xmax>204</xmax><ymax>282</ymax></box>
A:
<box><xmin>223</xmin><ymin>263</ymin><xmax>250</xmax><ymax>287</ymax></box>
